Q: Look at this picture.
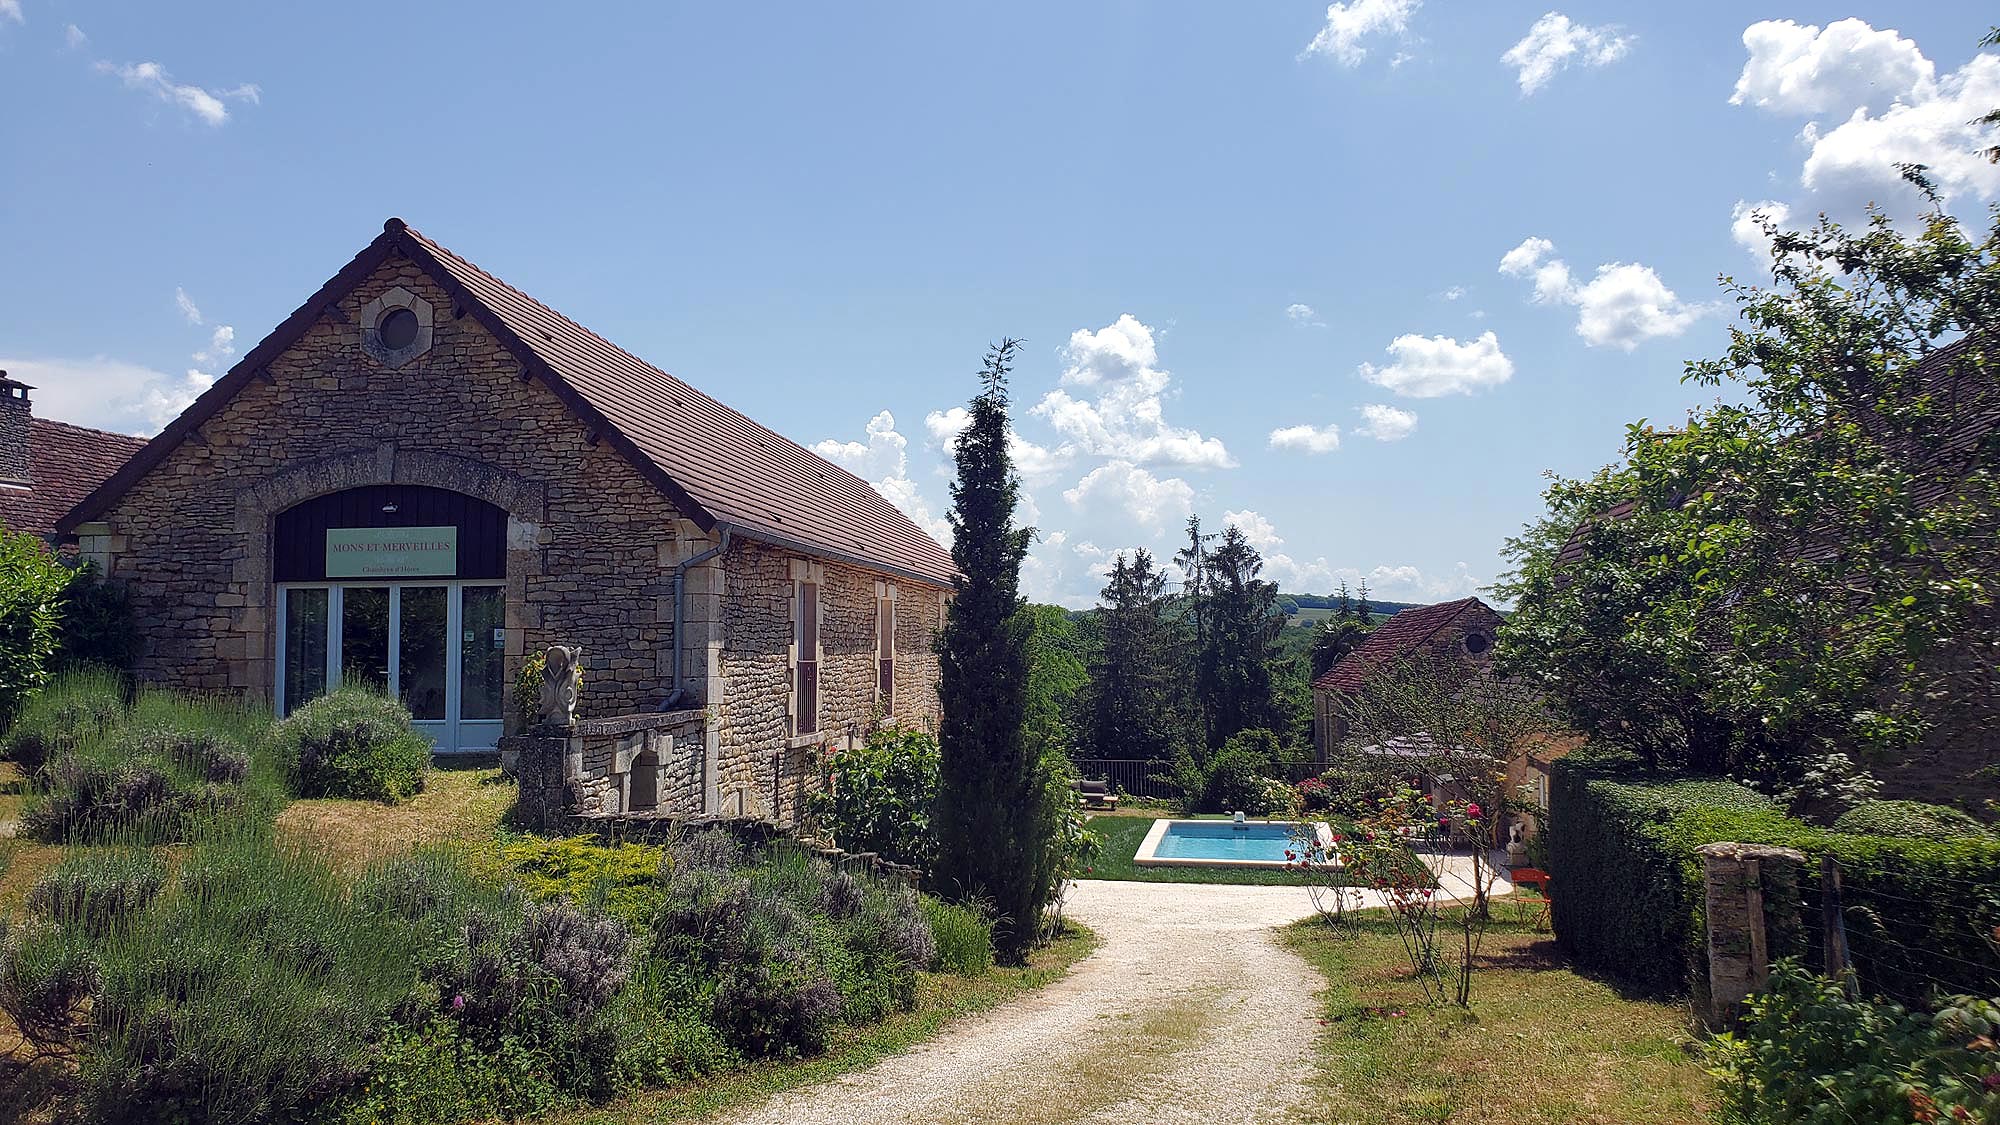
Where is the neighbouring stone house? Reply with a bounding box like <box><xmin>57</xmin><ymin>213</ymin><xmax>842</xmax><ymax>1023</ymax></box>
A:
<box><xmin>1311</xmin><ymin>596</ymin><xmax>1506</xmax><ymax>762</ymax></box>
<box><xmin>0</xmin><ymin>373</ymin><xmax>146</xmax><ymax>546</ymax></box>
<box><xmin>57</xmin><ymin>218</ymin><xmax>955</xmax><ymax>826</ymax></box>
<box><xmin>1310</xmin><ymin>596</ymin><xmax>1567</xmax><ymax>835</ymax></box>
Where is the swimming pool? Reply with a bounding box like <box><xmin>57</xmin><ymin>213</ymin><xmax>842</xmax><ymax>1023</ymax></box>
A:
<box><xmin>1133</xmin><ymin>818</ymin><xmax>1332</xmax><ymax>869</ymax></box>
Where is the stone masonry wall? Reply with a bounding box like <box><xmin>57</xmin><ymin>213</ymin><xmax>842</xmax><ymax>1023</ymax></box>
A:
<box><xmin>81</xmin><ymin>253</ymin><xmax>687</xmax><ymax>719</ymax></box>
<box><xmin>714</xmin><ymin>538</ymin><xmax>945</xmax><ymax>825</ymax></box>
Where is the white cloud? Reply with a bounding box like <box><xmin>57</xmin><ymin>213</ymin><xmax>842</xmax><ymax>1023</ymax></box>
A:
<box><xmin>1439</xmin><ymin>285</ymin><xmax>1466</xmax><ymax>301</ymax></box>
<box><xmin>1359</xmin><ymin>331</ymin><xmax>1513</xmax><ymax>397</ymax></box>
<box><xmin>1570</xmin><ymin>264</ymin><xmax>1699</xmax><ymax>351</ymax></box>
<box><xmin>1031</xmin><ymin>314</ymin><xmax>1233</xmax><ymax>470</ymax></box>
<box><xmin>1285</xmin><ymin>302</ymin><xmax>1323</xmax><ymax>326</ymax></box>
<box><xmin>1222</xmin><ymin>509</ymin><xmax>1284</xmax><ymax>553</ymax></box>
<box><xmin>1062</xmin><ymin>460</ymin><xmax>1194</xmax><ymax>530</ymax></box>
<box><xmin>95</xmin><ymin>61</ymin><xmax>260</xmax><ymax>126</ymax></box>
<box><xmin>1732</xmin><ymin>18</ymin><xmax>1934</xmax><ymax>116</ymax></box>
<box><xmin>1730</xmin><ymin>199</ymin><xmax>1791</xmax><ymax>261</ymax></box>
<box><xmin>1269</xmin><ymin>423</ymin><xmax>1342</xmax><ymax>454</ymax></box>
<box><xmin>1301</xmin><ymin>0</ymin><xmax>1418</xmax><ymax>67</ymax></box>
<box><xmin>0</xmin><ymin>0</ymin><xmax>20</xmax><ymax>24</ymax></box>
<box><xmin>1501</xmin><ymin>12</ymin><xmax>1633</xmax><ymax>96</ymax></box>
<box><xmin>175</xmin><ymin>287</ymin><xmax>203</xmax><ymax>324</ymax></box>
<box><xmin>814</xmin><ymin>410</ymin><xmax>951</xmax><ymax>546</ymax></box>
<box><xmin>1354</xmin><ymin>403</ymin><xmax>1418</xmax><ymax>441</ymax></box>
<box><xmin>64</xmin><ymin>23</ymin><xmax>85</xmax><ymax>48</ymax></box>
<box><xmin>1498</xmin><ymin>237</ymin><xmax>1698</xmax><ymax>350</ymax></box>
<box><xmin>1732</xmin><ymin>21</ymin><xmax>2000</xmax><ymax>227</ymax></box>
<box><xmin>0</xmin><ymin>356</ymin><xmax>202</xmax><ymax>435</ymax></box>
<box><xmin>192</xmin><ymin>325</ymin><xmax>235</xmax><ymax>370</ymax></box>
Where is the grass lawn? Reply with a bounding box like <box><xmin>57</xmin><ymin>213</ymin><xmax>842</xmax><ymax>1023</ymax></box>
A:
<box><xmin>1283</xmin><ymin>914</ymin><xmax>1716</xmax><ymax>1124</ymax></box>
<box><xmin>274</xmin><ymin>756</ymin><xmax>517</xmax><ymax>871</ymax></box>
<box><xmin>1079</xmin><ymin>810</ymin><xmax>1323</xmax><ymax>887</ymax></box>
<box><xmin>551</xmin><ymin>923</ymin><xmax>1099</xmax><ymax>1125</ymax></box>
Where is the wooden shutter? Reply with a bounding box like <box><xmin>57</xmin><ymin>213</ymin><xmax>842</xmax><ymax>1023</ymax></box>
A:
<box><xmin>876</xmin><ymin>595</ymin><xmax>895</xmax><ymax>713</ymax></box>
<box><xmin>796</xmin><ymin>580</ymin><xmax>819</xmax><ymax>736</ymax></box>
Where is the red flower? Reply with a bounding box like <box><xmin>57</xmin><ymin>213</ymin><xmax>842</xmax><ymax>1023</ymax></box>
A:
<box><xmin>1466</xmin><ymin>802</ymin><xmax>1482</xmax><ymax>819</ymax></box>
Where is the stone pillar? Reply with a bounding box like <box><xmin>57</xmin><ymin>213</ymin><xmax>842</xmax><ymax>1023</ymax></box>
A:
<box><xmin>1698</xmin><ymin>841</ymin><xmax>1806</xmax><ymax>1028</ymax></box>
<box><xmin>503</xmin><ymin>729</ymin><xmax>579</xmax><ymax>833</ymax></box>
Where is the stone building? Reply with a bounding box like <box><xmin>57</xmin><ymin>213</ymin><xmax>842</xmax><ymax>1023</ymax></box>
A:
<box><xmin>1310</xmin><ymin>596</ymin><xmax>1506</xmax><ymax>762</ymax></box>
<box><xmin>58</xmin><ymin>218</ymin><xmax>955</xmax><ymax>824</ymax></box>
<box><xmin>0</xmin><ymin>373</ymin><xmax>146</xmax><ymax>543</ymax></box>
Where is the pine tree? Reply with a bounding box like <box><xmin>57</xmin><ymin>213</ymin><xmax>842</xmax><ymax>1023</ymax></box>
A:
<box><xmin>1195</xmin><ymin>524</ymin><xmax>1283</xmax><ymax>746</ymax></box>
<box><xmin>1355</xmin><ymin>578</ymin><xmax>1373</xmax><ymax>624</ymax></box>
<box><xmin>933</xmin><ymin>339</ymin><xmax>1044</xmax><ymax>960</ymax></box>
<box><xmin>1335</xmin><ymin>580</ymin><xmax>1354</xmax><ymax>622</ymax></box>
<box><xmin>1079</xmin><ymin>550</ymin><xmax>1185</xmax><ymax>764</ymax></box>
<box><xmin>1175</xmin><ymin>514</ymin><xmax>1216</xmax><ymax>746</ymax></box>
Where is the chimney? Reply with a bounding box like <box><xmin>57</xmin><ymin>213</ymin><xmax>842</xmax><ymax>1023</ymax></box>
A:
<box><xmin>0</xmin><ymin>374</ymin><xmax>32</xmax><ymax>487</ymax></box>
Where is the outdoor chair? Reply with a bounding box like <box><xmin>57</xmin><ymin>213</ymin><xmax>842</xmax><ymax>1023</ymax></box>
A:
<box><xmin>1510</xmin><ymin>867</ymin><xmax>1552</xmax><ymax>931</ymax></box>
<box><xmin>1073</xmin><ymin>778</ymin><xmax>1119</xmax><ymax>811</ymax></box>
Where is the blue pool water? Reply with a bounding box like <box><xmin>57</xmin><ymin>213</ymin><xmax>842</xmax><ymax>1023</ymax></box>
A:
<box><xmin>1151</xmin><ymin>821</ymin><xmax>1302</xmax><ymax>863</ymax></box>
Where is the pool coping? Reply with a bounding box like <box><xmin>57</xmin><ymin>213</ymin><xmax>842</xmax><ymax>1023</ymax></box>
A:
<box><xmin>1132</xmin><ymin>817</ymin><xmax>1332</xmax><ymax>869</ymax></box>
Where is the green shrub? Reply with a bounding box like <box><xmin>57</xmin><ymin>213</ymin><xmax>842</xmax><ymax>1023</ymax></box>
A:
<box><xmin>1198</xmin><ymin>729</ymin><xmax>1286</xmax><ymax>815</ymax></box>
<box><xmin>0</xmin><ymin>527</ymin><xmax>76</xmax><ymax>728</ymax></box>
<box><xmin>922</xmin><ymin>897</ymin><xmax>993</xmax><ymax>975</ymax></box>
<box><xmin>21</xmin><ymin>693</ymin><xmax>284</xmax><ymax>844</ymax></box>
<box><xmin>1834</xmin><ymin>799</ymin><xmax>1991</xmax><ymax>840</ymax></box>
<box><xmin>500</xmin><ymin>834</ymin><xmax>667</xmax><ymax>927</ymax></box>
<box><xmin>2</xmin><ymin>665</ymin><xmax>125</xmax><ymax>771</ymax></box>
<box><xmin>1549</xmin><ymin>751</ymin><xmax>2000</xmax><ymax>1005</ymax></box>
<box><xmin>1712</xmin><ymin>962</ymin><xmax>2000</xmax><ymax>1123</ymax></box>
<box><xmin>26</xmin><ymin>847</ymin><xmax>165</xmax><ymax>937</ymax></box>
<box><xmin>277</xmin><ymin>685</ymin><xmax>431</xmax><ymax>802</ymax></box>
<box><xmin>65</xmin><ymin>831</ymin><xmax>432</xmax><ymax>1124</ymax></box>
<box><xmin>54</xmin><ymin>563</ymin><xmax>140</xmax><ymax>673</ymax></box>
<box><xmin>805</xmin><ymin>726</ymin><xmax>939</xmax><ymax>867</ymax></box>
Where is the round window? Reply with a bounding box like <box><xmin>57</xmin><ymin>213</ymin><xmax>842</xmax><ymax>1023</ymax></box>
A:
<box><xmin>377</xmin><ymin>307</ymin><xmax>420</xmax><ymax>351</ymax></box>
<box><xmin>1463</xmin><ymin>632</ymin><xmax>1492</xmax><ymax>655</ymax></box>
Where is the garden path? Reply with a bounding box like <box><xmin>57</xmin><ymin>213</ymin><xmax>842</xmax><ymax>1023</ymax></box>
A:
<box><xmin>720</xmin><ymin>858</ymin><xmax>1513</xmax><ymax>1125</ymax></box>
<box><xmin>721</xmin><ymin>880</ymin><xmax>1326</xmax><ymax>1125</ymax></box>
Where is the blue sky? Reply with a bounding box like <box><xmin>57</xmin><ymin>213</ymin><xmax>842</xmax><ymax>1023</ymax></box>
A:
<box><xmin>3</xmin><ymin>2</ymin><xmax>1996</xmax><ymax>607</ymax></box>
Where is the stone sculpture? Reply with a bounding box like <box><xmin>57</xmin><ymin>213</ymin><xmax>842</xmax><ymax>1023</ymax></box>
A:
<box><xmin>539</xmin><ymin>644</ymin><xmax>581</xmax><ymax>727</ymax></box>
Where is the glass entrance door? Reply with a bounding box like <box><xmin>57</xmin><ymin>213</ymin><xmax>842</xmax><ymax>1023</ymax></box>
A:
<box><xmin>277</xmin><ymin>582</ymin><xmax>505</xmax><ymax>752</ymax></box>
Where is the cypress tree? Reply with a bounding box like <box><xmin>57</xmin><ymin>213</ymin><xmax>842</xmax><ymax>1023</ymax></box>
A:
<box><xmin>933</xmin><ymin>339</ymin><xmax>1044</xmax><ymax>960</ymax></box>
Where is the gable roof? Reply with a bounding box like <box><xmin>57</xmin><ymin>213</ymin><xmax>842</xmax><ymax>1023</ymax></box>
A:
<box><xmin>59</xmin><ymin>219</ymin><xmax>959</xmax><ymax>587</ymax></box>
<box><xmin>0</xmin><ymin>417</ymin><xmax>147</xmax><ymax>538</ymax></box>
<box><xmin>1312</xmin><ymin>596</ymin><xmax>1496</xmax><ymax>694</ymax></box>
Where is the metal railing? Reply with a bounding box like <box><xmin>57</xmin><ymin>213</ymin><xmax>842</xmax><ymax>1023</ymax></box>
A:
<box><xmin>1068</xmin><ymin>757</ymin><xmax>1327</xmax><ymax>802</ymax></box>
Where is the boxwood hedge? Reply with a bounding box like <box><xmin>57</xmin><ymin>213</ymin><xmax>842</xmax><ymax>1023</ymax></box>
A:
<box><xmin>1548</xmin><ymin>751</ymin><xmax>2000</xmax><ymax>1007</ymax></box>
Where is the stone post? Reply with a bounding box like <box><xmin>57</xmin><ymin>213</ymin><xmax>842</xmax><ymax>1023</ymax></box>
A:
<box><xmin>502</xmin><ymin>728</ymin><xmax>580</xmax><ymax>833</ymax></box>
<box><xmin>1697</xmin><ymin>841</ymin><xmax>1806</xmax><ymax>1028</ymax></box>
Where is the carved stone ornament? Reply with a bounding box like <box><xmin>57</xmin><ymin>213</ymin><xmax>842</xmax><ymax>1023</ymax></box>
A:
<box><xmin>539</xmin><ymin>644</ymin><xmax>581</xmax><ymax>727</ymax></box>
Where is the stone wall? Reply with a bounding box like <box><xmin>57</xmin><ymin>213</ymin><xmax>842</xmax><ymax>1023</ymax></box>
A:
<box><xmin>713</xmin><ymin>538</ymin><xmax>946</xmax><ymax>825</ymax></box>
<box><xmin>76</xmin><ymin>253</ymin><xmax>688</xmax><ymax>719</ymax></box>
<box><xmin>506</xmin><ymin>709</ymin><xmax>706</xmax><ymax>832</ymax></box>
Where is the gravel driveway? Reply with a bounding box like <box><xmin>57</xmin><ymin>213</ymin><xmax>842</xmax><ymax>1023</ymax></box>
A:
<box><xmin>717</xmin><ymin>880</ymin><xmax>1327</xmax><ymax>1125</ymax></box>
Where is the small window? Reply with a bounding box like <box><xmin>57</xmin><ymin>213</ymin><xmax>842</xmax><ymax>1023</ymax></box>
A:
<box><xmin>876</xmin><ymin>594</ymin><xmax>895</xmax><ymax>713</ymax></box>
<box><xmin>794</xmin><ymin>580</ymin><xmax>819</xmax><ymax>737</ymax></box>
<box><xmin>1463</xmin><ymin>632</ymin><xmax>1491</xmax><ymax>656</ymax></box>
<box><xmin>377</xmin><ymin>307</ymin><xmax>420</xmax><ymax>351</ymax></box>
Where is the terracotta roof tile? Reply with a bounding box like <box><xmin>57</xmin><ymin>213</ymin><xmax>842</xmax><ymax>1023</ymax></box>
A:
<box><xmin>398</xmin><ymin>224</ymin><xmax>959</xmax><ymax>587</ymax></box>
<box><xmin>1311</xmin><ymin>596</ymin><xmax>1493</xmax><ymax>693</ymax></box>
<box><xmin>0</xmin><ymin>418</ymin><xmax>146</xmax><ymax>538</ymax></box>
<box><xmin>60</xmin><ymin>220</ymin><xmax>959</xmax><ymax>587</ymax></box>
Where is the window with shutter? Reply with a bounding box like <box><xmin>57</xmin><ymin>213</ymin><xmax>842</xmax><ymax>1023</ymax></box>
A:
<box><xmin>795</xmin><ymin>579</ymin><xmax>819</xmax><ymax>736</ymax></box>
<box><xmin>876</xmin><ymin>594</ymin><xmax>895</xmax><ymax>713</ymax></box>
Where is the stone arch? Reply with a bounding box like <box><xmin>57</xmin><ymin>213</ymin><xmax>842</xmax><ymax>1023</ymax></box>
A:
<box><xmin>230</xmin><ymin>443</ymin><xmax>548</xmax><ymax>708</ymax></box>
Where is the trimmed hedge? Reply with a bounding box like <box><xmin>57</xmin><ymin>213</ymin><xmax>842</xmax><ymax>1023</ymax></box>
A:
<box><xmin>1548</xmin><ymin>751</ymin><xmax>2000</xmax><ymax>1007</ymax></box>
<box><xmin>1833</xmin><ymin>800</ymin><xmax>1992</xmax><ymax>840</ymax></box>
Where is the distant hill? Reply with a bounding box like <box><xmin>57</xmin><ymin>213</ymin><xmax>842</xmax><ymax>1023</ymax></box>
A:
<box><xmin>1278</xmin><ymin>592</ymin><xmax>1426</xmax><ymax>627</ymax></box>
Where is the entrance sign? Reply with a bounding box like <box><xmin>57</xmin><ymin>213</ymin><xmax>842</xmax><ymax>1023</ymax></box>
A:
<box><xmin>326</xmin><ymin>527</ymin><xmax>458</xmax><ymax>578</ymax></box>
